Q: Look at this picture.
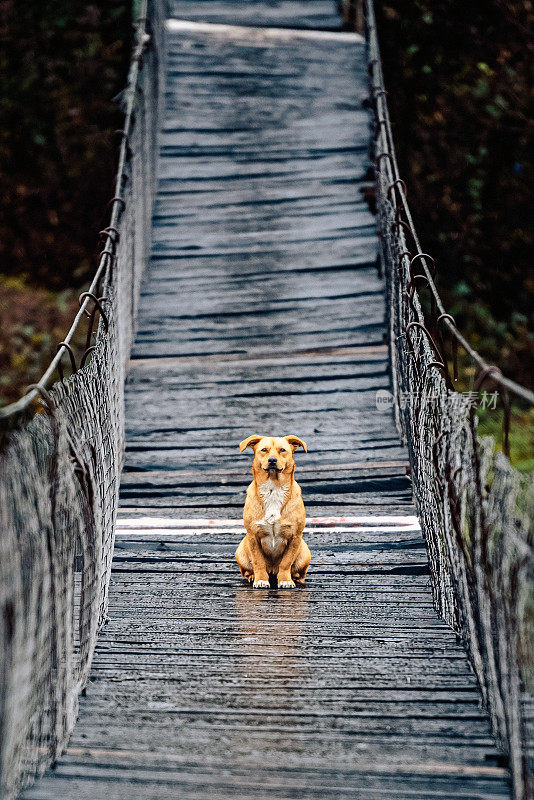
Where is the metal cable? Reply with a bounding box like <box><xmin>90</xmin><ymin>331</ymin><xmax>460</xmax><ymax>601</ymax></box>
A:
<box><xmin>364</xmin><ymin>0</ymin><xmax>534</xmax><ymax>407</ymax></box>
<box><xmin>0</xmin><ymin>2</ymin><xmax>163</xmax><ymax>797</ymax></box>
<box><xmin>0</xmin><ymin>2</ymin><xmax>151</xmax><ymax>420</ymax></box>
<box><xmin>363</xmin><ymin>2</ymin><xmax>534</xmax><ymax>797</ymax></box>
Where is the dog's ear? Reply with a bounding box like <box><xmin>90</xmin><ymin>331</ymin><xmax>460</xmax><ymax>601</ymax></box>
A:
<box><xmin>239</xmin><ymin>435</ymin><xmax>264</xmax><ymax>453</ymax></box>
<box><xmin>285</xmin><ymin>435</ymin><xmax>307</xmax><ymax>453</ymax></box>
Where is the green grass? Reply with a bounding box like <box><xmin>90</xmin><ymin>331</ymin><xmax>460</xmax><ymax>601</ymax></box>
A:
<box><xmin>475</xmin><ymin>405</ymin><xmax>534</xmax><ymax>471</ymax></box>
<box><xmin>445</xmin><ymin>356</ymin><xmax>534</xmax><ymax>472</ymax></box>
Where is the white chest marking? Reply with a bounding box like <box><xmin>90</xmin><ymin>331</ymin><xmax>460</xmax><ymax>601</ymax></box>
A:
<box><xmin>259</xmin><ymin>480</ymin><xmax>287</xmax><ymax>524</ymax></box>
<box><xmin>258</xmin><ymin>480</ymin><xmax>287</xmax><ymax>556</ymax></box>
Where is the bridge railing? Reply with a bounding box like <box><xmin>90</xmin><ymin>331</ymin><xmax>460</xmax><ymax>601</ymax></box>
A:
<box><xmin>0</xmin><ymin>2</ymin><xmax>163</xmax><ymax>797</ymax></box>
<box><xmin>362</xmin><ymin>1</ymin><xmax>534</xmax><ymax>798</ymax></box>
<box><xmin>1</xmin><ymin>2</ymin><xmax>532</xmax><ymax>799</ymax></box>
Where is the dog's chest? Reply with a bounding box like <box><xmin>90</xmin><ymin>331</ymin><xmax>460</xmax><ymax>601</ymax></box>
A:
<box><xmin>258</xmin><ymin>480</ymin><xmax>287</xmax><ymax>557</ymax></box>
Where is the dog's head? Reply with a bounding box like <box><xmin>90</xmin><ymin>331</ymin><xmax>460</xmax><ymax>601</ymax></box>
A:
<box><xmin>239</xmin><ymin>435</ymin><xmax>307</xmax><ymax>478</ymax></box>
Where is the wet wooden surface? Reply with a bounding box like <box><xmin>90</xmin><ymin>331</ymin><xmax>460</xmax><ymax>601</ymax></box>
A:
<box><xmin>23</xmin><ymin>518</ymin><xmax>510</xmax><ymax>799</ymax></box>
<box><xmin>167</xmin><ymin>0</ymin><xmax>345</xmax><ymax>29</ymax></box>
<box><xmin>120</xmin><ymin>8</ymin><xmax>410</xmax><ymax>516</ymax></box>
<box><xmin>22</xmin><ymin>4</ymin><xmax>511</xmax><ymax>799</ymax></box>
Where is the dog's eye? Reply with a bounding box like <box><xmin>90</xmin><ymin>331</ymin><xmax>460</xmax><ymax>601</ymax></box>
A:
<box><xmin>279</xmin><ymin>448</ymin><xmax>286</xmax><ymax>453</ymax></box>
<box><xmin>260</xmin><ymin>447</ymin><xmax>268</xmax><ymax>452</ymax></box>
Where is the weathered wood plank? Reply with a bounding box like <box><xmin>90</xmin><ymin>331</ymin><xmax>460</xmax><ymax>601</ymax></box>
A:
<box><xmin>167</xmin><ymin>1</ymin><xmax>345</xmax><ymax>31</ymax></box>
<box><xmin>23</xmin><ymin>517</ymin><xmax>510</xmax><ymax>800</ymax></box>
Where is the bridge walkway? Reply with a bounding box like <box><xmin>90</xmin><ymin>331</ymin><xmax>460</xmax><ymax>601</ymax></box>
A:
<box><xmin>22</xmin><ymin>3</ymin><xmax>511</xmax><ymax>798</ymax></box>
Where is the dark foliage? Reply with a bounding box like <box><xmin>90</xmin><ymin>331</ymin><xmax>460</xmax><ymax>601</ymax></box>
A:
<box><xmin>0</xmin><ymin>1</ymin><xmax>532</xmax><ymax>402</ymax></box>
<box><xmin>376</xmin><ymin>0</ymin><xmax>533</xmax><ymax>387</ymax></box>
<box><xmin>0</xmin><ymin>0</ymin><xmax>130</xmax><ymax>289</ymax></box>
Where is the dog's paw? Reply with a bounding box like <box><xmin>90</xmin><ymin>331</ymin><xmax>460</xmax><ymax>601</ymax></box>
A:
<box><xmin>277</xmin><ymin>579</ymin><xmax>295</xmax><ymax>589</ymax></box>
<box><xmin>253</xmin><ymin>579</ymin><xmax>270</xmax><ymax>589</ymax></box>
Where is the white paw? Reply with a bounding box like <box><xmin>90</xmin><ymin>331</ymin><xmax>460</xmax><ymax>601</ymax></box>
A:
<box><xmin>277</xmin><ymin>580</ymin><xmax>295</xmax><ymax>589</ymax></box>
<box><xmin>253</xmin><ymin>579</ymin><xmax>270</xmax><ymax>589</ymax></box>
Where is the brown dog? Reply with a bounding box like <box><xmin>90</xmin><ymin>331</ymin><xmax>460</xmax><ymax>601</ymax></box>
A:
<box><xmin>235</xmin><ymin>435</ymin><xmax>310</xmax><ymax>589</ymax></box>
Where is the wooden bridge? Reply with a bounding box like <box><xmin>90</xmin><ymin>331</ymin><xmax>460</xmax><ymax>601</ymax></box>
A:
<box><xmin>18</xmin><ymin>2</ymin><xmax>514</xmax><ymax>798</ymax></box>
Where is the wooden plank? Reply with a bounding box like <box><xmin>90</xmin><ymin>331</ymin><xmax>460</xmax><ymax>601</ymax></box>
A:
<box><xmin>167</xmin><ymin>3</ymin><xmax>348</xmax><ymax>32</ymax></box>
<box><xmin>23</xmin><ymin>517</ymin><xmax>510</xmax><ymax>800</ymax></box>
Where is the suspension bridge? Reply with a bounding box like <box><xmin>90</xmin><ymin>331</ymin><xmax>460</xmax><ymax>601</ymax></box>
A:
<box><xmin>1</xmin><ymin>2</ymin><xmax>531</xmax><ymax>800</ymax></box>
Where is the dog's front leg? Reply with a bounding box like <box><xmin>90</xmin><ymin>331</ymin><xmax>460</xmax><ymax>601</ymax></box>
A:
<box><xmin>277</xmin><ymin>532</ymin><xmax>302</xmax><ymax>588</ymax></box>
<box><xmin>247</xmin><ymin>534</ymin><xmax>270</xmax><ymax>589</ymax></box>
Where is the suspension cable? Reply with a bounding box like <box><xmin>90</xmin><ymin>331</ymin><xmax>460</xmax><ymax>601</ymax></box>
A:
<box><xmin>0</xmin><ymin>0</ymin><xmax>150</xmax><ymax>419</ymax></box>
<box><xmin>364</xmin><ymin>0</ymin><xmax>534</xmax><ymax>406</ymax></box>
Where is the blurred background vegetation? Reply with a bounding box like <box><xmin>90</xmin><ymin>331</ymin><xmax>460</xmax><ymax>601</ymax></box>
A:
<box><xmin>0</xmin><ymin>0</ymin><xmax>130</xmax><ymax>405</ymax></box>
<box><xmin>0</xmin><ymin>0</ymin><xmax>532</xmax><ymax>414</ymax></box>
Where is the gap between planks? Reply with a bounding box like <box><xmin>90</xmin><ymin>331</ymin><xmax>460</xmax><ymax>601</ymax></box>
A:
<box><xmin>64</xmin><ymin>747</ymin><xmax>507</xmax><ymax>779</ymax></box>
<box><xmin>120</xmin><ymin>462</ymin><xmax>410</xmax><ymax>479</ymax></box>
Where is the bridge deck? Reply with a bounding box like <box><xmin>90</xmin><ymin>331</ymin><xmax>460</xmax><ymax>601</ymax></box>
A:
<box><xmin>167</xmin><ymin>0</ymin><xmax>346</xmax><ymax>29</ymax></box>
<box><xmin>22</xmin><ymin>4</ymin><xmax>511</xmax><ymax>799</ymax></box>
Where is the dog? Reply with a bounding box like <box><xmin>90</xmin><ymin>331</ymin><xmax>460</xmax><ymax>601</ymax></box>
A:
<box><xmin>235</xmin><ymin>435</ymin><xmax>310</xmax><ymax>589</ymax></box>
